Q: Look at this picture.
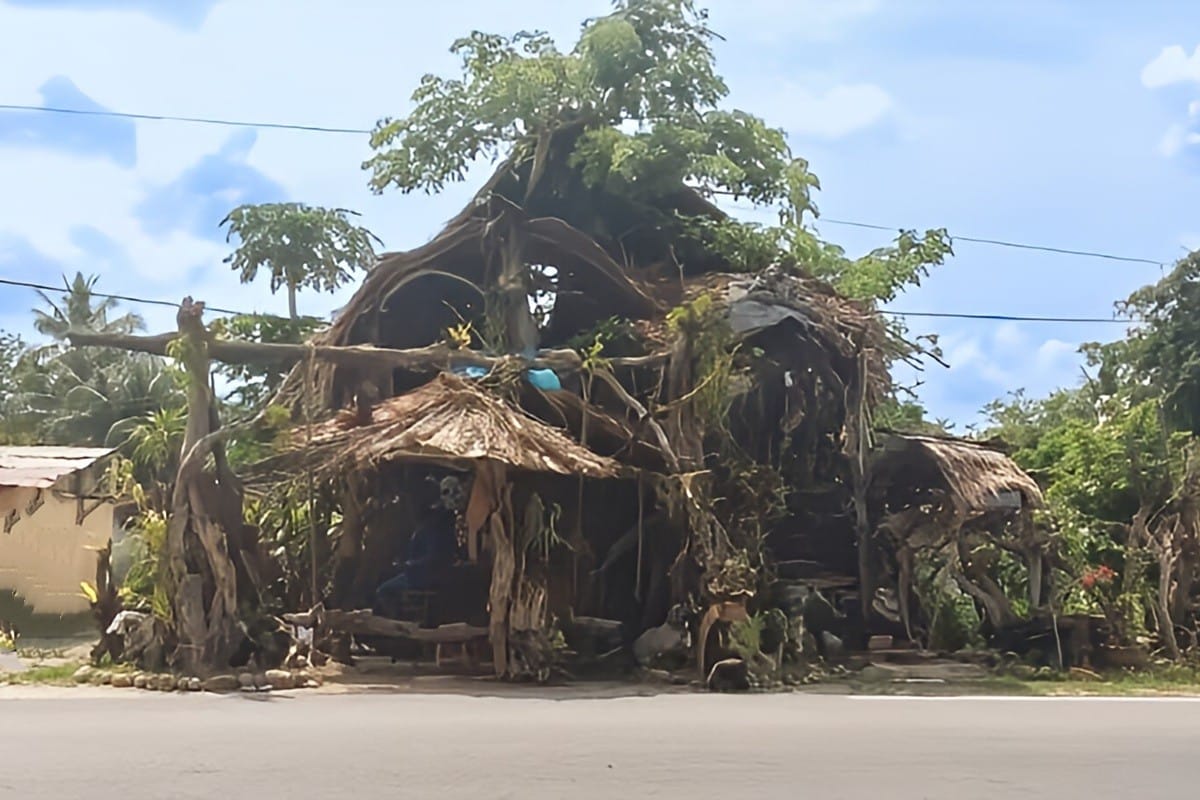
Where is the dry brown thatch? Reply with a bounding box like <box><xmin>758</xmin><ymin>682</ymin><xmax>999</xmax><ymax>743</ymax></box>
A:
<box><xmin>653</xmin><ymin>268</ymin><xmax>893</xmax><ymax>400</ymax></box>
<box><xmin>298</xmin><ymin>372</ymin><xmax>621</xmax><ymax>479</ymax></box>
<box><xmin>873</xmin><ymin>434</ymin><xmax>1045</xmax><ymax>513</ymax></box>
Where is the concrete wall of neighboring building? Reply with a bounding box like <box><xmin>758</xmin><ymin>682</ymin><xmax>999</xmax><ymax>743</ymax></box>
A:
<box><xmin>0</xmin><ymin>486</ymin><xmax>112</xmax><ymax>616</ymax></box>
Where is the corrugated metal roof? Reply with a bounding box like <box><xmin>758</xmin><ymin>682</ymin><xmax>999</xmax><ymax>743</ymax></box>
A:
<box><xmin>0</xmin><ymin>446</ymin><xmax>115</xmax><ymax>489</ymax></box>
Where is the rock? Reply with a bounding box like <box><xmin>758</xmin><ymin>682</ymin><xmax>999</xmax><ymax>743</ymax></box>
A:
<box><xmin>1009</xmin><ymin>664</ymin><xmax>1037</xmax><ymax>681</ymax></box>
<box><xmin>204</xmin><ymin>674</ymin><xmax>241</xmax><ymax>693</ymax></box>
<box><xmin>253</xmin><ymin>672</ymin><xmax>269</xmax><ymax>690</ymax></box>
<box><xmin>187</xmin><ymin>677</ymin><xmax>202</xmax><ymax>692</ymax></box>
<box><xmin>296</xmin><ymin>655</ymin><xmax>309</xmax><ymax>669</ymax></box>
<box><xmin>706</xmin><ymin>658</ymin><xmax>750</xmax><ymax>692</ymax></box>
<box><xmin>73</xmin><ymin>666</ymin><xmax>94</xmax><ymax>684</ymax></box>
<box><xmin>858</xmin><ymin>665</ymin><xmax>893</xmax><ymax>684</ymax></box>
<box><xmin>98</xmin><ymin>671</ymin><xmax>113</xmax><ymax>686</ymax></box>
<box><xmin>133</xmin><ymin>673</ymin><xmax>149</xmax><ymax>689</ymax></box>
<box><xmin>176</xmin><ymin>676</ymin><xmax>191</xmax><ymax>691</ymax></box>
<box><xmin>111</xmin><ymin>673</ymin><xmax>133</xmax><ymax>688</ymax></box>
<box><xmin>237</xmin><ymin>672</ymin><xmax>255</xmax><ymax>689</ymax></box>
<box><xmin>1033</xmin><ymin>666</ymin><xmax>1061</xmax><ymax>681</ymax></box>
<box><xmin>867</xmin><ymin>635</ymin><xmax>894</xmax><ymax>651</ymax></box>
<box><xmin>265</xmin><ymin>669</ymin><xmax>294</xmax><ymax>690</ymax></box>
<box><xmin>820</xmin><ymin>632</ymin><xmax>844</xmax><ymax>659</ymax></box>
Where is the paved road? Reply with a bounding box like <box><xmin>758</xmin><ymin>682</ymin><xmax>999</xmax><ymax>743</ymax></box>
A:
<box><xmin>2</xmin><ymin>690</ymin><xmax>1198</xmax><ymax>798</ymax></box>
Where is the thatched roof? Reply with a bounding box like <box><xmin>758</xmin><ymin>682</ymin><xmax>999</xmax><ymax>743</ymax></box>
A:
<box><xmin>654</xmin><ymin>268</ymin><xmax>893</xmax><ymax>400</ymax></box>
<box><xmin>872</xmin><ymin>434</ymin><xmax>1045</xmax><ymax>513</ymax></box>
<box><xmin>296</xmin><ymin>373</ymin><xmax>621</xmax><ymax>479</ymax></box>
<box><xmin>275</xmin><ymin>125</ymin><xmax>892</xmax><ymax>416</ymax></box>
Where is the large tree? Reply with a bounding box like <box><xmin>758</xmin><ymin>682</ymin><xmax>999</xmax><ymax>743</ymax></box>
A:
<box><xmin>364</xmin><ymin>0</ymin><xmax>951</xmax><ymax>318</ymax></box>
<box><xmin>981</xmin><ymin>252</ymin><xmax>1200</xmax><ymax>654</ymax></box>
<box><xmin>1116</xmin><ymin>251</ymin><xmax>1200</xmax><ymax>435</ymax></box>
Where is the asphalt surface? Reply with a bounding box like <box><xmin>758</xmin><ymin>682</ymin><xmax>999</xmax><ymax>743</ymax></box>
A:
<box><xmin>2</xmin><ymin>690</ymin><xmax>1198</xmax><ymax>798</ymax></box>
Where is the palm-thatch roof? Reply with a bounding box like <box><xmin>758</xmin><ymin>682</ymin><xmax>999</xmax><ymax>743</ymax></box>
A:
<box><xmin>290</xmin><ymin>372</ymin><xmax>621</xmax><ymax>479</ymax></box>
<box><xmin>871</xmin><ymin>434</ymin><xmax>1045</xmax><ymax>513</ymax></box>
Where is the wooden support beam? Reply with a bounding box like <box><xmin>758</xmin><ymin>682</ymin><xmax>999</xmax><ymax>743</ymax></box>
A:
<box><xmin>68</xmin><ymin>329</ymin><xmax>667</xmax><ymax>375</ymax></box>
<box><xmin>282</xmin><ymin>607</ymin><xmax>487</xmax><ymax>644</ymax></box>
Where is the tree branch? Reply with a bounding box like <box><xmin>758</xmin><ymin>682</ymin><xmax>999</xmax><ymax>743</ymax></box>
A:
<box><xmin>68</xmin><ymin>329</ymin><xmax>668</xmax><ymax>376</ymax></box>
<box><xmin>590</xmin><ymin>367</ymin><xmax>681</xmax><ymax>473</ymax></box>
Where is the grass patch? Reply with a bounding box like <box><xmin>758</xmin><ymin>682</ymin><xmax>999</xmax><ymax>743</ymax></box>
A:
<box><xmin>0</xmin><ymin>662</ymin><xmax>84</xmax><ymax>686</ymax></box>
<box><xmin>1026</xmin><ymin>664</ymin><xmax>1200</xmax><ymax>696</ymax></box>
<box><xmin>836</xmin><ymin>665</ymin><xmax>1200</xmax><ymax>698</ymax></box>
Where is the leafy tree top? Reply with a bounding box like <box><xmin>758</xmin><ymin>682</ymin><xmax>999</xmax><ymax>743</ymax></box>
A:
<box><xmin>365</xmin><ymin>1</ymin><xmax>810</xmax><ymax>213</ymax></box>
<box><xmin>1115</xmin><ymin>251</ymin><xmax>1200</xmax><ymax>435</ymax></box>
<box><xmin>363</xmin><ymin>0</ymin><xmax>952</xmax><ymax>310</ymax></box>
<box><xmin>222</xmin><ymin>203</ymin><xmax>382</xmax><ymax>311</ymax></box>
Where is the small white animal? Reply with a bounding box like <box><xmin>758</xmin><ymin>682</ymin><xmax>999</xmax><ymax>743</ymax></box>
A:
<box><xmin>633</xmin><ymin>605</ymin><xmax>691</xmax><ymax>667</ymax></box>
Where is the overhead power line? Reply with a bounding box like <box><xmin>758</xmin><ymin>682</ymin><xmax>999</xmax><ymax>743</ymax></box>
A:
<box><xmin>0</xmin><ymin>275</ymin><xmax>1139</xmax><ymax>327</ymax></box>
<box><xmin>0</xmin><ymin>103</ymin><xmax>372</xmax><ymax>136</ymax></box>
<box><xmin>0</xmin><ymin>277</ymin><xmax>254</xmax><ymax>318</ymax></box>
<box><xmin>1</xmin><ymin>100</ymin><xmax>1173</xmax><ymax>268</ymax></box>
<box><xmin>819</xmin><ymin>218</ymin><xmax>1164</xmax><ymax>267</ymax></box>
<box><xmin>884</xmin><ymin>309</ymin><xmax>1135</xmax><ymax>325</ymax></box>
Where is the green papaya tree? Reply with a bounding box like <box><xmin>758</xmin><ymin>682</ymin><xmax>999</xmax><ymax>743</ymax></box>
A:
<box><xmin>221</xmin><ymin>203</ymin><xmax>382</xmax><ymax>321</ymax></box>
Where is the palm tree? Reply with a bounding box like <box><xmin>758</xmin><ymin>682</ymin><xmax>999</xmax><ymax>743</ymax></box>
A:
<box><xmin>32</xmin><ymin>272</ymin><xmax>144</xmax><ymax>341</ymax></box>
<box><xmin>8</xmin><ymin>273</ymin><xmax>183</xmax><ymax>446</ymax></box>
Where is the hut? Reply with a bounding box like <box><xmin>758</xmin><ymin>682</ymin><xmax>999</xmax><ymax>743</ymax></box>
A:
<box><xmin>70</xmin><ymin>128</ymin><xmax>906</xmax><ymax>679</ymax></box>
<box><xmin>867</xmin><ymin>433</ymin><xmax>1048</xmax><ymax>641</ymax></box>
<box><xmin>260</xmin><ymin>129</ymin><xmax>897</xmax><ymax>678</ymax></box>
<box><xmin>267</xmin><ymin>373</ymin><xmax>629</xmax><ymax>676</ymax></box>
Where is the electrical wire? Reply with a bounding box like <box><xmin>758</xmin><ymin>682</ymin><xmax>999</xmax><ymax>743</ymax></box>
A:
<box><xmin>0</xmin><ymin>102</ymin><xmax>1168</xmax><ymax>324</ymax></box>
<box><xmin>0</xmin><ymin>274</ymin><xmax>1140</xmax><ymax>325</ymax></box>
<box><xmin>819</xmin><ymin>218</ymin><xmax>1164</xmax><ymax>268</ymax></box>
<box><xmin>0</xmin><ymin>277</ymin><xmax>258</xmax><ymax>317</ymax></box>
<box><xmin>0</xmin><ymin>103</ymin><xmax>371</xmax><ymax>135</ymax></box>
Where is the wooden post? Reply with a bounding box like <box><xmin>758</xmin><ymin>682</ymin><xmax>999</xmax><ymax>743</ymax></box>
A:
<box><xmin>849</xmin><ymin>355</ymin><xmax>874</xmax><ymax>634</ymax></box>
<box><xmin>489</xmin><ymin>502</ymin><xmax>513</xmax><ymax>676</ymax></box>
<box><xmin>161</xmin><ymin>299</ymin><xmax>246</xmax><ymax>673</ymax></box>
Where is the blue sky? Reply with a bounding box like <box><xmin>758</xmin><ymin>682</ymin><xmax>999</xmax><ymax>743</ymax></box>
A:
<box><xmin>0</xmin><ymin>0</ymin><xmax>1198</xmax><ymax>426</ymax></box>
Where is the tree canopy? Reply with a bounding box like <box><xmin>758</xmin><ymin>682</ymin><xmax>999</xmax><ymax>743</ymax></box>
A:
<box><xmin>222</xmin><ymin>203</ymin><xmax>381</xmax><ymax>320</ymax></box>
<box><xmin>1117</xmin><ymin>251</ymin><xmax>1200</xmax><ymax>435</ymax></box>
<box><xmin>979</xmin><ymin>252</ymin><xmax>1200</xmax><ymax>648</ymax></box>
<box><xmin>1</xmin><ymin>274</ymin><xmax>183</xmax><ymax>447</ymax></box>
<box><xmin>364</xmin><ymin>0</ymin><xmax>951</xmax><ymax>316</ymax></box>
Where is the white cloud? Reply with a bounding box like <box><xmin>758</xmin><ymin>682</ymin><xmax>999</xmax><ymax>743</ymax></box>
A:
<box><xmin>1159</xmin><ymin>123</ymin><xmax>1187</xmax><ymax>157</ymax></box>
<box><xmin>929</xmin><ymin>329</ymin><xmax>1084</xmax><ymax>418</ymax></box>
<box><xmin>1142</xmin><ymin>45</ymin><xmax>1200</xmax><ymax>88</ymax></box>
<box><xmin>991</xmin><ymin>321</ymin><xmax>1026</xmax><ymax>354</ymax></box>
<box><xmin>1145</xmin><ymin>59</ymin><xmax>1200</xmax><ymax>159</ymax></box>
<box><xmin>1034</xmin><ymin>339</ymin><xmax>1078</xmax><ymax>373</ymax></box>
<box><xmin>0</xmin><ymin>0</ymin><xmax>604</xmax><ymax>333</ymax></box>
<box><xmin>773</xmin><ymin>83</ymin><xmax>894</xmax><ymax>139</ymax></box>
<box><xmin>1156</xmin><ymin>123</ymin><xmax>1200</xmax><ymax>159</ymax></box>
<box><xmin>711</xmin><ymin>0</ymin><xmax>880</xmax><ymax>43</ymax></box>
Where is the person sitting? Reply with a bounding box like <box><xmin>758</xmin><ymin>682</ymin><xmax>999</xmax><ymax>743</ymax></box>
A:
<box><xmin>374</xmin><ymin>501</ymin><xmax>458</xmax><ymax>620</ymax></box>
